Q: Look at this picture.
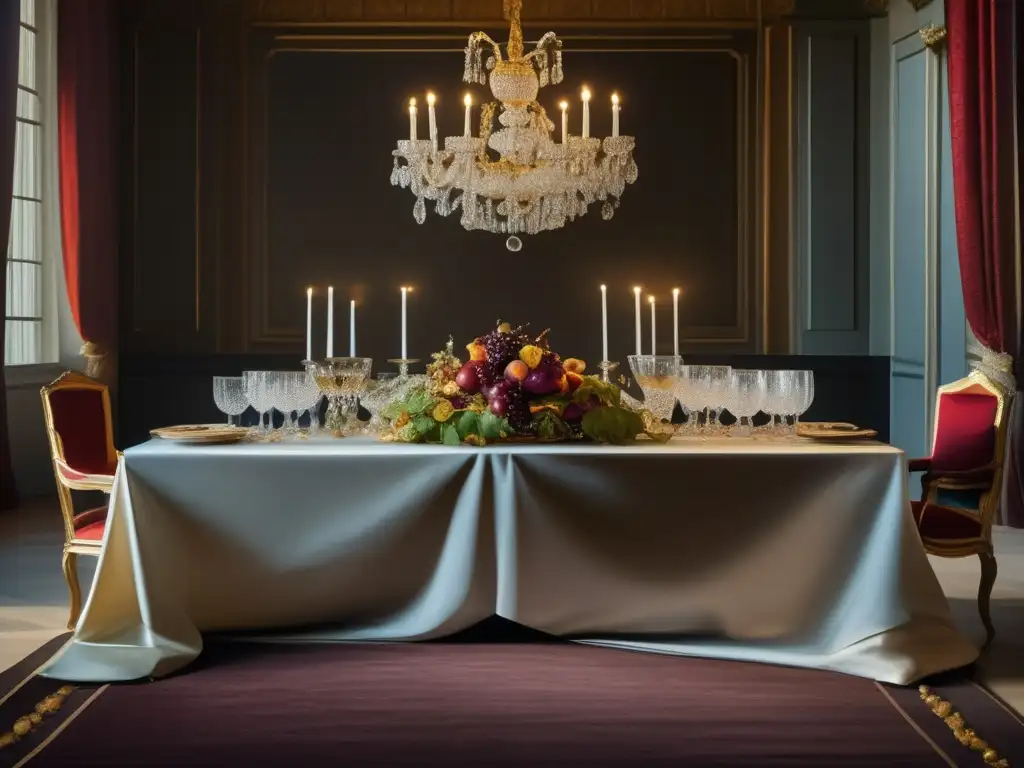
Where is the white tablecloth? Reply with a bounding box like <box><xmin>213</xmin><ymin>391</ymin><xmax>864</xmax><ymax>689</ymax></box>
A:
<box><xmin>41</xmin><ymin>437</ymin><xmax>977</xmax><ymax>684</ymax></box>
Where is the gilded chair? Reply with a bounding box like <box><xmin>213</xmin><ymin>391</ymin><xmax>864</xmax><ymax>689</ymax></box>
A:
<box><xmin>40</xmin><ymin>371</ymin><xmax>118</xmax><ymax>629</ymax></box>
<box><xmin>908</xmin><ymin>370</ymin><xmax>1011</xmax><ymax>649</ymax></box>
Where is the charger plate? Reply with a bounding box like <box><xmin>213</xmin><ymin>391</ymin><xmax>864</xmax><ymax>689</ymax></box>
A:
<box><xmin>797</xmin><ymin>422</ymin><xmax>878</xmax><ymax>441</ymax></box>
<box><xmin>150</xmin><ymin>425</ymin><xmax>249</xmax><ymax>444</ymax></box>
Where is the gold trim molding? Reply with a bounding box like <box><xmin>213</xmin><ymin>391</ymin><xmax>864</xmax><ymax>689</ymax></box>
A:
<box><xmin>919</xmin><ymin>23</ymin><xmax>947</xmax><ymax>50</ymax></box>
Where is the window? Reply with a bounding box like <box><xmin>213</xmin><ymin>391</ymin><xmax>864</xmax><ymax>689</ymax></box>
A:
<box><xmin>5</xmin><ymin>0</ymin><xmax>55</xmax><ymax>366</ymax></box>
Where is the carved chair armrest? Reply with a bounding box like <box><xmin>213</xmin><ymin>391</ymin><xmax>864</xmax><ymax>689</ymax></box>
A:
<box><xmin>908</xmin><ymin>457</ymin><xmax>931</xmax><ymax>473</ymax></box>
<box><xmin>924</xmin><ymin>463</ymin><xmax>996</xmax><ymax>488</ymax></box>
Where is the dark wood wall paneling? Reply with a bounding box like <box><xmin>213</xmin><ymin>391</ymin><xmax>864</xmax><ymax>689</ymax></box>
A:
<box><xmin>116</xmin><ymin>0</ymin><xmax>886</xmax><ymax>444</ymax></box>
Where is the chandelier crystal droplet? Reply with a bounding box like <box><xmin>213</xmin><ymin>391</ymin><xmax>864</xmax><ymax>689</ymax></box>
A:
<box><xmin>390</xmin><ymin>0</ymin><xmax>638</xmax><ymax>239</ymax></box>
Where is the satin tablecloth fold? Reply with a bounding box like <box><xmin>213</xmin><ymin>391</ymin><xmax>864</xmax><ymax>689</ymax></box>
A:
<box><xmin>40</xmin><ymin>438</ymin><xmax>977</xmax><ymax>684</ymax></box>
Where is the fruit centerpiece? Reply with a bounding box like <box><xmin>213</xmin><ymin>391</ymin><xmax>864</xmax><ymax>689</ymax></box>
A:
<box><xmin>378</xmin><ymin>321</ymin><xmax>664</xmax><ymax>445</ymax></box>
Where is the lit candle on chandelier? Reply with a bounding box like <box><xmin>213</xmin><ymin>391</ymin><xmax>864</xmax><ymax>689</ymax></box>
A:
<box><xmin>426</xmin><ymin>92</ymin><xmax>438</xmax><ymax>151</ymax></box>
<box><xmin>672</xmin><ymin>288</ymin><xmax>680</xmax><ymax>357</ymax></box>
<box><xmin>560</xmin><ymin>101</ymin><xmax>569</xmax><ymax>144</ymax></box>
<box><xmin>611</xmin><ymin>93</ymin><xmax>620</xmax><ymax>138</ymax></box>
<box><xmin>463</xmin><ymin>93</ymin><xmax>473</xmax><ymax>137</ymax></box>
<box><xmin>649</xmin><ymin>295</ymin><xmax>656</xmax><ymax>355</ymax></box>
<box><xmin>633</xmin><ymin>286</ymin><xmax>642</xmax><ymax>357</ymax></box>
<box><xmin>408</xmin><ymin>97</ymin><xmax>418</xmax><ymax>141</ymax></box>
<box><xmin>581</xmin><ymin>87</ymin><xmax>591</xmax><ymax>139</ymax></box>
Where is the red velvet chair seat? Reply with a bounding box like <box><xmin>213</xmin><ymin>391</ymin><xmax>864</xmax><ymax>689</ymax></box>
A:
<box><xmin>72</xmin><ymin>507</ymin><xmax>108</xmax><ymax>542</ymax></box>
<box><xmin>912</xmin><ymin>500</ymin><xmax>983</xmax><ymax>541</ymax></box>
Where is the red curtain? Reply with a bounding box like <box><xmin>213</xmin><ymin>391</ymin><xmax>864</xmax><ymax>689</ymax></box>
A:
<box><xmin>58</xmin><ymin>0</ymin><xmax>118</xmax><ymax>382</ymax></box>
<box><xmin>0</xmin><ymin>0</ymin><xmax>20</xmax><ymax>512</ymax></box>
<box><xmin>946</xmin><ymin>0</ymin><xmax>1022</xmax><ymax>527</ymax></box>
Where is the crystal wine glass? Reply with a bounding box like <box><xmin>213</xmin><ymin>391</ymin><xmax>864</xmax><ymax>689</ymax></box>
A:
<box><xmin>627</xmin><ymin>355</ymin><xmax>681</xmax><ymax>422</ymax></box>
<box><xmin>243</xmin><ymin>371</ymin><xmax>272</xmax><ymax>436</ymax></box>
<box><xmin>762</xmin><ymin>370</ymin><xmax>795</xmax><ymax>438</ymax></box>
<box><xmin>212</xmin><ymin>376</ymin><xmax>249</xmax><ymax>426</ymax></box>
<box><xmin>674</xmin><ymin>365</ymin><xmax>705</xmax><ymax>435</ymax></box>
<box><xmin>729</xmin><ymin>370</ymin><xmax>765</xmax><ymax>437</ymax></box>
<box><xmin>683</xmin><ymin>365</ymin><xmax>731</xmax><ymax>436</ymax></box>
<box><xmin>791</xmin><ymin>370</ymin><xmax>815</xmax><ymax>436</ymax></box>
<box><xmin>307</xmin><ymin>357</ymin><xmax>373</xmax><ymax>435</ymax></box>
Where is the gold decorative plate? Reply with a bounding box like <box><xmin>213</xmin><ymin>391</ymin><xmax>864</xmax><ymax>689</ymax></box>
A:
<box><xmin>150</xmin><ymin>425</ymin><xmax>249</xmax><ymax>444</ymax></box>
<box><xmin>797</xmin><ymin>422</ymin><xmax>878</xmax><ymax>441</ymax></box>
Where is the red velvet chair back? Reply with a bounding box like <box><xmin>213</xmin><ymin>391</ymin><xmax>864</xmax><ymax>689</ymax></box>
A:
<box><xmin>931</xmin><ymin>392</ymin><xmax>999</xmax><ymax>471</ymax></box>
<box><xmin>40</xmin><ymin>372</ymin><xmax>116</xmax><ymax>476</ymax></box>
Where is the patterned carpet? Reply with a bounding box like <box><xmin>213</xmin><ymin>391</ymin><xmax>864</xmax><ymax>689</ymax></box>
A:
<box><xmin>1</xmin><ymin>620</ymin><xmax>1021</xmax><ymax>767</ymax></box>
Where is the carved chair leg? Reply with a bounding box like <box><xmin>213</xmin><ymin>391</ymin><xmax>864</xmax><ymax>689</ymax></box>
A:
<box><xmin>978</xmin><ymin>550</ymin><xmax>997</xmax><ymax>650</ymax></box>
<box><xmin>62</xmin><ymin>550</ymin><xmax>82</xmax><ymax>631</ymax></box>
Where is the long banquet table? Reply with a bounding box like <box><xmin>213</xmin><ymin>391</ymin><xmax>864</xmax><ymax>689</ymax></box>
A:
<box><xmin>40</xmin><ymin>436</ymin><xmax>978</xmax><ymax>685</ymax></box>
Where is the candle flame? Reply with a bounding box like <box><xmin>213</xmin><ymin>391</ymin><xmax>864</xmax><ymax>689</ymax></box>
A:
<box><xmin>600</xmin><ymin>284</ymin><xmax>607</xmax><ymax>291</ymax></box>
<box><xmin>612</xmin><ymin>92</ymin><xmax>620</xmax><ymax>105</ymax></box>
<box><xmin>648</xmin><ymin>295</ymin><xmax>655</xmax><ymax>304</ymax></box>
<box><xmin>426</xmin><ymin>92</ymin><xmax>436</xmax><ymax>106</ymax></box>
<box><xmin>581</xmin><ymin>87</ymin><xmax>591</xmax><ymax>102</ymax></box>
<box><xmin>306</xmin><ymin>287</ymin><xmax>312</xmax><ymax>296</ymax></box>
<box><xmin>633</xmin><ymin>286</ymin><xmax>641</xmax><ymax>294</ymax></box>
<box><xmin>559</xmin><ymin>100</ymin><xmax>569</xmax><ymax>111</ymax></box>
<box><xmin>409</xmin><ymin>97</ymin><xmax>416</xmax><ymax>108</ymax></box>
<box><xmin>464</xmin><ymin>93</ymin><xmax>472</xmax><ymax>107</ymax></box>
<box><xmin>673</xmin><ymin>287</ymin><xmax>680</xmax><ymax>296</ymax></box>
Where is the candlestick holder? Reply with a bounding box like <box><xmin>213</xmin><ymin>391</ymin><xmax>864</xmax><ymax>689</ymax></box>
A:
<box><xmin>598</xmin><ymin>360</ymin><xmax>619</xmax><ymax>383</ymax></box>
<box><xmin>388</xmin><ymin>358</ymin><xmax>421</xmax><ymax>380</ymax></box>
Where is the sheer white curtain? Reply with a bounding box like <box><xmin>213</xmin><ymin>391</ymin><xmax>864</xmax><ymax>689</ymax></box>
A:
<box><xmin>5</xmin><ymin>0</ymin><xmax>56</xmax><ymax>366</ymax></box>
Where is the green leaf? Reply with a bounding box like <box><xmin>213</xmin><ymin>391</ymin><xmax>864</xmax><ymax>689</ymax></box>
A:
<box><xmin>413</xmin><ymin>413</ymin><xmax>437</xmax><ymax>439</ymax></box>
<box><xmin>478</xmin><ymin>411</ymin><xmax>509</xmax><ymax>441</ymax></box>
<box><xmin>581</xmin><ymin>406</ymin><xmax>644</xmax><ymax>445</ymax></box>
<box><xmin>531</xmin><ymin>393</ymin><xmax>571</xmax><ymax>415</ymax></box>
<box><xmin>404</xmin><ymin>388</ymin><xmax>437</xmax><ymax>415</ymax></box>
<box><xmin>534</xmin><ymin>410</ymin><xmax>569</xmax><ymax>441</ymax></box>
<box><xmin>380</xmin><ymin>401</ymin><xmax>406</xmax><ymax>421</ymax></box>
<box><xmin>454</xmin><ymin>410</ymin><xmax>481</xmax><ymax>441</ymax></box>
<box><xmin>441</xmin><ymin>423</ymin><xmax>461</xmax><ymax>445</ymax></box>
<box><xmin>573</xmin><ymin>376</ymin><xmax>621</xmax><ymax>407</ymax></box>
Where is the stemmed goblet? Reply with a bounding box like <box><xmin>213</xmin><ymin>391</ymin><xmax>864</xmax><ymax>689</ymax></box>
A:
<box><xmin>242</xmin><ymin>371</ymin><xmax>273</xmax><ymax>436</ymax></box>
<box><xmin>305</xmin><ymin>357</ymin><xmax>373</xmax><ymax>435</ymax></box>
<box><xmin>213</xmin><ymin>376</ymin><xmax>249</xmax><ymax>426</ymax></box>
<box><xmin>627</xmin><ymin>355</ymin><xmax>681</xmax><ymax>422</ymax></box>
<box><xmin>728</xmin><ymin>370</ymin><xmax>765</xmax><ymax>437</ymax></box>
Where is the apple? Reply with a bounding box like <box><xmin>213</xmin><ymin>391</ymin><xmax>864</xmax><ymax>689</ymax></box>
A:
<box><xmin>523</xmin><ymin>368</ymin><xmax>560</xmax><ymax>395</ymax></box>
<box><xmin>455</xmin><ymin>362</ymin><xmax>482</xmax><ymax>393</ymax></box>
<box><xmin>505</xmin><ymin>359</ymin><xmax>529</xmax><ymax>383</ymax></box>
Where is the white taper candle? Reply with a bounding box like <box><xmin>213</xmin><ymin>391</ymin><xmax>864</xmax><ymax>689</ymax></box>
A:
<box><xmin>581</xmin><ymin>87</ymin><xmax>591</xmax><ymax>139</ymax></box>
<box><xmin>426</xmin><ymin>92</ymin><xmax>437</xmax><ymax>151</ymax></box>
<box><xmin>560</xmin><ymin>101</ymin><xmax>568</xmax><ymax>144</ymax></box>
<box><xmin>649</xmin><ymin>295</ymin><xmax>656</xmax><ymax>355</ymax></box>
<box><xmin>401</xmin><ymin>286</ymin><xmax>408</xmax><ymax>359</ymax></box>
<box><xmin>633</xmin><ymin>286</ymin><xmax>642</xmax><ymax>357</ymax></box>
<box><xmin>672</xmin><ymin>288</ymin><xmax>680</xmax><ymax>357</ymax></box>
<box><xmin>611</xmin><ymin>93</ymin><xmax>620</xmax><ymax>138</ymax></box>
<box><xmin>408</xmin><ymin>98</ymin><xmax>417</xmax><ymax>141</ymax></box>
<box><xmin>326</xmin><ymin>286</ymin><xmax>334</xmax><ymax>358</ymax></box>
<box><xmin>600</xmin><ymin>284</ymin><xmax>609</xmax><ymax>363</ymax></box>
<box><xmin>349</xmin><ymin>299</ymin><xmax>356</xmax><ymax>357</ymax></box>
<box><xmin>463</xmin><ymin>93</ymin><xmax>472</xmax><ymax>137</ymax></box>
<box><xmin>305</xmin><ymin>287</ymin><xmax>312</xmax><ymax>361</ymax></box>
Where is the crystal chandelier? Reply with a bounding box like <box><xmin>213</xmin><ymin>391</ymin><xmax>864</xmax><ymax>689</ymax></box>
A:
<box><xmin>389</xmin><ymin>0</ymin><xmax>638</xmax><ymax>249</ymax></box>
